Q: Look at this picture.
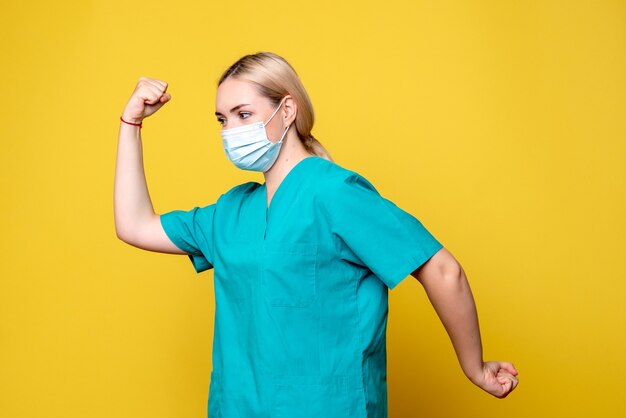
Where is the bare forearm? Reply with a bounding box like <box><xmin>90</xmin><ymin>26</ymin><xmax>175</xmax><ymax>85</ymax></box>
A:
<box><xmin>113</xmin><ymin>120</ymin><xmax>156</xmax><ymax>241</ymax></box>
<box><xmin>421</xmin><ymin>263</ymin><xmax>484</xmax><ymax>382</ymax></box>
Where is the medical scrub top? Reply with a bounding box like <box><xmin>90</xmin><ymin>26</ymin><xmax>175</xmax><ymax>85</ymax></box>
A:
<box><xmin>159</xmin><ymin>155</ymin><xmax>443</xmax><ymax>418</ymax></box>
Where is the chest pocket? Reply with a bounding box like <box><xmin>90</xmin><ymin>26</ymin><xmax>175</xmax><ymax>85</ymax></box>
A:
<box><xmin>261</xmin><ymin>242</ymin><xmax>318</xmax><ymax>307</ymax></box>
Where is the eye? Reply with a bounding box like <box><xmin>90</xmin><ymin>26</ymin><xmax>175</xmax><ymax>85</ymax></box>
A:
<box><xmin>216</xmin><ymin>117</ymin><xmax>225</xmax><ymax>126</ymax></box>
<box><xmin>239</xmin><ymin>111</ymin><xmax>251</xmax><ymax>119</ymax></box>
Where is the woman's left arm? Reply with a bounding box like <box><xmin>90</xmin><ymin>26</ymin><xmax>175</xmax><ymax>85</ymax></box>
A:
<box><xmin>411</xmin><ymin>247</ymin><xmax>519</xmax><ymax>398</ymax></box>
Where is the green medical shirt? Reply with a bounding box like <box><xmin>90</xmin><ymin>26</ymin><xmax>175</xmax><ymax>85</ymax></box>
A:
<box><xmin>160</xmin><ymin>156</ymin><xmax>443</xmax><ymax>418</ymax></box>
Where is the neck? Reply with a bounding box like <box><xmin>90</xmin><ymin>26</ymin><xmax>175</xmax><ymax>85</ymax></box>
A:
<box><xmin>263</xmin><ymin>131</ymin><xmax>314</xmax><ymax>197</ymax></box>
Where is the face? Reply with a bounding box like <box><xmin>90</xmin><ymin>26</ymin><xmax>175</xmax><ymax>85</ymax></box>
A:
<box><xmin>215</xmin><ymin>77</ymin><xmax>295</xmax><ymax>143</ymax></box>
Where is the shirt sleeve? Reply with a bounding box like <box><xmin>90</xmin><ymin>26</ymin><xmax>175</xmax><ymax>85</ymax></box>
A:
<box><xmin>325</xmin><ymin>173</ymin><xmax>444</xmax><ymax>290</ymax></box>
<box><xmin>159</xmin><ymin>204</ymin><xmax>216</xmax><ymax>273</ymax></box>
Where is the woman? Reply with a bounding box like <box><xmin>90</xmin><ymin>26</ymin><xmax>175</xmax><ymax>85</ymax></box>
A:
<box><xmin>114</xmin><ymin>51</ymin><xmax>518</xmax><ymax>417</ymax></box>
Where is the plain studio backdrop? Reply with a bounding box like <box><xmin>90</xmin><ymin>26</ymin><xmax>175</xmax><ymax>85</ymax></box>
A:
<box><xmin>1</xmin><ymin>0</ymin><xmax>624</xmax><ymax>417</ymax></box>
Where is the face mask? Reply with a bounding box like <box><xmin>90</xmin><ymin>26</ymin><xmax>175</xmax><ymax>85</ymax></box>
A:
<box><xmin>220</xmin><ymin>98</ymin><xmax>291</xmax><ymax>172</ymax></box>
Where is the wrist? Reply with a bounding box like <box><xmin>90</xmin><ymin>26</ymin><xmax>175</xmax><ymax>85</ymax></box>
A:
<box><xmin>120</xmin><ymin>115</ymin><xmax>143</xmax><ymax>128</ymax></box>
<box><xmin>120</xmin><ymin>113</ymin><xmax>143</xmax><ymax>125</ymax></box>
<box><xmin>463</xmin><ymin>361</ymin><xmax>485</xmax><ymax>384</ymax></box>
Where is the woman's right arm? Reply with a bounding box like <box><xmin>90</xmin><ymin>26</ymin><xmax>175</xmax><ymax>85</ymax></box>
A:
<box><xmin>114</xmin><ymin>76</ymin><xmax>186</xmax><ymax>255</ymax></box>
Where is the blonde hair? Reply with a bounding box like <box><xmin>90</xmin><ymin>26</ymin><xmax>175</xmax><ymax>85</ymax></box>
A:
<box><xmin>218</xmin><ymin>52</ymin><xmax>333</xmax><ymax>162</ymax></box>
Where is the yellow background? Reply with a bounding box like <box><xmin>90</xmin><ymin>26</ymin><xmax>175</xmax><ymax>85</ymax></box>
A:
<box><xmin>1</xmin><ymin>0</ymin><xmax>625</xmax><ymax>417</ymax></box>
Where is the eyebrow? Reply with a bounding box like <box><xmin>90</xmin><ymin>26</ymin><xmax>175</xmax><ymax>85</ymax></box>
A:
<box><xmin>215</xmin><ymin>103</ymin><xmax>251</xmax><ymax>116</ymax></box>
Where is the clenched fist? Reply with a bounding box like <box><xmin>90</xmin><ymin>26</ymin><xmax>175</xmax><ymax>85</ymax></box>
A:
<box><xmin>122</xmin><ymin>76</ymin><xmax>171</xmax><ymax>124</ymax></box>
<box><xmin>472</xmin><ymin>361</ymin><xmax>519</xmax><ymax>399</ymax></box>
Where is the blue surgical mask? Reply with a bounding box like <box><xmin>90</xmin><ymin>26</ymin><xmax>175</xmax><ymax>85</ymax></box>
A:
<box><xmin>220</xmin><ymin>98</ymin><xmax>291</xmax><ymax>172</ymax></box>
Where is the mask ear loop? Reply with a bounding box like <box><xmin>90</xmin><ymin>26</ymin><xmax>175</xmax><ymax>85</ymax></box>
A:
<box><xmin>264</xmin><ymin>97</ymin><xmax>292</xmax><ymax>143</ymax></box>
<box><xmin>276</xmin><ymin>123</ymin><xmax>291</xmax><ymax>143</ymax></box>
<box><xmin>263</xmin><ymin>97</ymin><xmax>287</xmax><ymax>127</ymax></box>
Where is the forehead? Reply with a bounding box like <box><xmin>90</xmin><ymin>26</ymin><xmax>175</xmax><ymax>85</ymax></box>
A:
<box><xmin>215</xmin><ymin>77</ymin><xmax>264</xmax><ymax>111</ymax></box>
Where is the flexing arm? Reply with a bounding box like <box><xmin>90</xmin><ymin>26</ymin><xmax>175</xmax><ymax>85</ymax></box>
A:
<box><xmin>113</xmin><ymin>76</ymin><xmax>186</xmax><ymax>254</ymax></box>
<box><xmin>411</xmin><ymin>248</ymin><xmax>519</xmax><ymax>398</ymax></box>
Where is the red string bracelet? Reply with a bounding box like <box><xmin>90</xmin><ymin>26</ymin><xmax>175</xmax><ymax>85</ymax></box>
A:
<box><xmin>120</xmin><ymin>116</ymin><xmax>142</xmax><ymax>128</ymax></box>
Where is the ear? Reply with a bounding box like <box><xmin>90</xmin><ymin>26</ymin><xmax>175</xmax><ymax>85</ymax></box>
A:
<box><xmin>282</xmin><ymin>95</ymin><xmax>297</xmax><ymax>126</ymax></box>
